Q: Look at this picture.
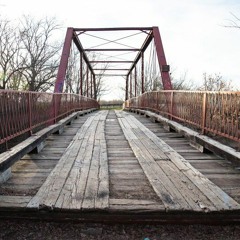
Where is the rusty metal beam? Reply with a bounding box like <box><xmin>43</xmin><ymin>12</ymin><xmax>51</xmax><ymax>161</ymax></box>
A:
<box><xmin>134</xmin><ymin>67</ymin><xmax>137</xmax><ymax>97</ymax></box>
<box><xmin>141</xmin><ymin>52</ymin><xmax>144</xmax><ymax>94</ymax></box>
<box><xmin>89</xmin><ymin>61</ymin><xmax>133</xmax><ymax>63</ymax></box>
<box><xmin>93</xmin><ymin>69</ymin><xmax>129</xmax><ymax>71</ymax></box>
<box><xmin>73</xmin><ymin>27</ymin><xmax>153</xmax><ymax>32</ymax></box>
<box><xmin>127</xmin><ymin>31</ymin><xmax>153</xmax><ymax>77</ymax></box>
<box><xmin>72</xmin><ymin>31</ymin><xmax>94</xmax><ymax>76</ymax></box>
<box><xmin>86</xmin><ymin>68</ymin><xmax>89</xmax><ymax>97</ymax></box>
<box><xmin>54</xmin><ymin>28</ymin><xmax>73</xmax><ymax>93</ymax></box>
<box><xmin>95</xmin><ymin>74</ymin><xmax>126</xmax><ymax>77</ymax></box>
<box><xmin>130</xmin><ymin>72</ymin><xmax>132</xmax><ymax>98</ymax></box>
<box><xmin>91</xmin><ymin>73</ymin><xmax>93</xmax><ymax>98</ymax></box>
<box><xmin>80</xmin><ymin>52</ymin><xmax>83</xmax><ymax>95</ymax></box>
<box><xmin>152</xmin><ymin>26</ymin><xmax>172</xmax><ymax>90</ymax></box>
<box><xmin>125</xmin><ymin>75</ymin><xmax>129</xmax><ymax>100</ymax></box>
<box><xmin>84</xmin><ymin>48</ymin><xmax>140</xmax><ymax>52</ymax></box>
<box><xmin>93</xmin><ymin>75</ymin><xmax>97</xmax><ymax>100</ymax></box>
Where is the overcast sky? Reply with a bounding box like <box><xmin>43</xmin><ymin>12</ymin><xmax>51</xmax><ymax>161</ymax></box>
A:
<box><xmin>0</xmin><ymin>0</ymin><xmax>239</xmax><ymax>100</ymax></box>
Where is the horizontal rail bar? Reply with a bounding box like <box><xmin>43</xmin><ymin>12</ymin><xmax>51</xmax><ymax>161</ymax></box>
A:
<box><xmin>0</xmin><ymin>90</ymin><xmax>99</xmax><ymax>152</ymax></box>
<box><xmin>125</xmin><ymin>91</ymin><xmax>240</xmax><ymax>144</ymax></box>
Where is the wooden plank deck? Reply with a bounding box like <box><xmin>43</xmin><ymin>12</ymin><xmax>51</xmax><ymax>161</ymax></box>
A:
<box><xmin>0</xmin><ymin>110</ymin><xmax>240</xmax><ymax>222</ymax></box>
<box><xmin>28</xmin><ymin>111</ymin><xmax>109</xmax><ymax>210</ymax></box>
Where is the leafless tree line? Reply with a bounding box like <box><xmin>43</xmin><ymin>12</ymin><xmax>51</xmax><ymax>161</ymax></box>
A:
<box><xmin>0</xmin><ymin>15</ymin><xmax>109</xmax><ymax>100</ymax></box>
<box><xmin>0</xmin><ymin>15</ymin><xmax>62</xmax><ymax>91</ymax></box>
<box><xmin>64</xmin><ymin>47</ymin><xmax>109</xmax><ymax>100</ymax></box>
<box><xmin>0</xmin><ymin>14</ymin><xmax>237</xmax><ymax>100</ymax></box>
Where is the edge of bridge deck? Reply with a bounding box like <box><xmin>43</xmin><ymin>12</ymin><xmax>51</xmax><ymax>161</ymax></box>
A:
<box><xmin>0</xmin><ymin>108</ymin><xmax>97</xmax><ymax>172</ymax></box>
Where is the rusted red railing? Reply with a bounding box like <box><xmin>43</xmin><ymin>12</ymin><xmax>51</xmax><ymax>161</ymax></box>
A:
<box><xmin>0</xmin><ymin>90</ymin><xmax>99</xmax><ymax>150</ymax></box>
<box><xmin>125</xmin><ymin>91</ymin><xmax>240</xmax><ymax>143</ymax></box>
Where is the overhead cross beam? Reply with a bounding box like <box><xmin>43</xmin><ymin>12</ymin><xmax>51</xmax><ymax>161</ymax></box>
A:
<box><xmin>84</xmin><ymin>48</ymin><xmax>141</xmax><ymax>52</ymax></box>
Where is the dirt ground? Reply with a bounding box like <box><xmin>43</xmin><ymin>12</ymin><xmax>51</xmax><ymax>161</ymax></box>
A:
<box><xmin>0</xmin><ymin>220</ymin><xmax>240</xmax><ymax>240</ymax></box>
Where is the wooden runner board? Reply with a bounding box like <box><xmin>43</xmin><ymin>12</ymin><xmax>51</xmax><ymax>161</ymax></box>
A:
<box><xmin>0</xmin><ymin>195</ymin><xmax>32</xmax><ymax>208</ymax></box>
<box><xmin>117</xmin><ymin>110</ymin><xmax>240</xmax><ymax>212</ymax></box>
<box><xmin>27</xmin><ymin>111</ymin><xmax>109</xmax><ymax>211</ymax></box>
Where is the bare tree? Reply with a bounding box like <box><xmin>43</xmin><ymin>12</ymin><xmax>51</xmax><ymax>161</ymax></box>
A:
<box><xmin>143</xmin><ymin>64</ymin><xmax>194</xmax><ymax>92</ymax></box>
<box><xmin>19</xmin><ymin>16</ymin><xmax>62</xmax><ymax>91</ymax></box>
<box><xmin>198</xmin><ymin>73</ymin><xmax>234</xmax><ymax>91</ymax></box>
<box><xmin>94</xmin><ymin>75</ymin><xmax>110</xmax><ymax>101</ymax></box>
<box><xmin>64</xmin><ymin>50</ymin><xmax>110</xmax><ymax>100</ymax></box>
<box><xmin>225</xmin><ymin>13</ymin><xmax>240</xmax><ymax>29</ymax></box>
<box><xmin>0</xmin><ymin>18</ymin><xmax>24</xmax><ymax>89</ymax></box>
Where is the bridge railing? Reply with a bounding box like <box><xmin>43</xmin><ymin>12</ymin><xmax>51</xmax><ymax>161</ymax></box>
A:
<box><xmin>0</xmin><ymin>90</ymin><xmax>99</xmax><ymax>150</ymax></box>
<box><xmin>125</xmin><ymin>91</ymin><xmax>240</xmax><ymax>143</ymax></box>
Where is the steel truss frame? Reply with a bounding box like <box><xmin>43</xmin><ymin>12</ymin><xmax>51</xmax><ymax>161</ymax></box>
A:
<box><xmin>54</xmin><ymin>27</ymin><xmax>172</xmax><ymax>100</ymax></box>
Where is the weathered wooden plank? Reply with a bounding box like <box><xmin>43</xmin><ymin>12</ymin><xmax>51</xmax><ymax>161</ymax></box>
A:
<box><xmin>0</xmin><ymin>196</ymin><xmax>32</xmax><ymax>208</ymax></box>
<box><xmin>95</xmin><ymin>139</ymin><xmax>109</xmax><ymax>209</ymax></box>
<box><xmin>81</xmin><ymin>140</ymin><xmax>101</xmax><ymax>209</ymax></box>
<box><xmin>118</xmin><ymin>116</ymin><xmax>190</xmax><ymax>211</ymax></box>
<box><xmin>109</xmin><ymin>198</ymin><xmax>158</xmax><ymax>205</ymax></box>
<box><xmin>54</xmin><ymin>117</ymin><xmax>98</xmax><ymax>210</ymax></box>
<box><xmin>27</xmin><ymin>113</ymin><xmax>96</xmax><ymax>209</ymax></box>
<box><xmin>156</xmin><ymin>161</ymin><xmax>216</xmax><ymax>212</ymax></box>
<box><xmin>54</xmin><ymin>111</ymin><xmax>109</xmax><ymax>211</ymax></box>
<box><xmin>109</xmin><ymin>204</ymin><xmax>165</xmax><ymax>211</ymax></box>
<box><xmin>126</xmin><ymin>112</ymin><xmax>240</xmax><ymax>210</ymax></box>
<box><xmin>118</xmin><ymin>111</ymin><xmax>240</xmax><ymax>211</ymax></box>
<box><xmin>21</xmin><ymin>153</ymin><xmax>62</xmax><ymax>160</ymax></box>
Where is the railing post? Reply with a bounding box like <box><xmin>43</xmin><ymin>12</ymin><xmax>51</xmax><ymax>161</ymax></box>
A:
<box><xmin>130</xmin><ymin>72</ymin><xmax>132</xmax><ymax>98</ymax></box>
<box><xmin>134</xmin><ymin>67</ymin><xmax>137</xmax><ymax>97</ymax></box>
<box><xmin>80</xmin><ymin>52</ymin><xmax>83</xmax><ymax>95</ymax></box>
<box><xmin>86</xmin><ymin>68</ymin><xmax>89</xmax><ymax>97</ymax></box>
<box><xmin>170</xmin><ymin>91</ymin><xmax>174</xmax><ymax>120</ymax></box>
<box><xmin>54</xmin><ymin>94</ymin><xmax>57</xmax><ymax>123</ymax></box>
<box><xmin>125</xmin><ymin>75</ymin><xmax>129</xmax><ymax>101</ymax></box>
<box><xmin>141</xmin><ymin>52</ymin><xmax>144</xmax><ymax>94</ymax></box>
<box><xmin>90</xmin><ymin>73</ymin><xmax>93</xmax><ymax>98</ymax></box>
<box><xmin>28</xmin><ymin>92</ymin><xmax>32</xmax><ymax>135</ymax></box>
<box><xmin>202</xmin><ymin>92</ymin><xmax>207</xmax><ymax>135</ymax></box>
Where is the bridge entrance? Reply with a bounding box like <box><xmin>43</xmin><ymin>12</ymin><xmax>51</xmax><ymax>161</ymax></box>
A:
<box><xmin>54</xmin><ymin>27</ymin><xmax>172</xmax><ymax>101</ymax></box>
<box><xmin>0</xmin><ymin>26</ymin><xmax>239</xmax><ymax>224</ymax></box>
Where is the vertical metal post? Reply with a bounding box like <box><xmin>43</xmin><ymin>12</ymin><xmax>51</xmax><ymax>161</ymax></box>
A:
<box><xmin>28</xmin><ymin>92</ymin><xmax>32</xmax><ymax>134</ymax></box>
<box><xmin>86</xmin><ymin>68</ymin><xmax>89</xmax><ymax>97</ymax></box>
<box><xmin>54</xmin><ymin>94</ymin><xmax>57</xmax><ymax>123</ymax></box>
<box><xmin>156</xmin><ymin>91</ymin><xmax>159</xmax><ymax>112</ymax></box>
<box><xmin>90</xmin><ymin>73</ymin><xmax>93</xmax><ymax>98</ymax></box>
<box><xmin>202</xmin><ymin>93</ymin><xmax>207</xmax><ymax>135</ymax></box>
<box><xmin>134</xmin><ymin>67</ymin><xmax>137</xmax><ymax>97</ymax></box>
<box><xmin>80</xmin><ymin>52</ymin><xmax>83</xmax><ymax>95</ymax></box>
<box><xmin>54</xmin><ymin>28</ymin><xmax>73</xmax><ymax>93</ymax></box>
<box><xmin>130</xmin><ymin>72</ymin><xmax>132</xmax><ymax>98</ymax></box>
<box><xmin>52</xmin><ymin>28</ymin><xmax>73</xmax><ymax>124</ymax></box>
<box><xmin>152</xmin><ymin>26</ymin><xmax>172</xmax><ymax>90</ymax></box>
<box><xmin>141</xmin><ymin>52</ymin><xmax>144</xmax><ymax>94</ymax></box>
<box><xmin>125</xmin><ymin>75</ymin><xmax>129</xmax><ymax>101</ymax></box>
<box><xmin>93</xmin><ymin>74</ymin><xmax>97</xmax><ymax>100</ymax></box>
<box><xmin>170</xmin><ymin>91</ymin><xmax>174</xmax><ymax>120</ymax></box>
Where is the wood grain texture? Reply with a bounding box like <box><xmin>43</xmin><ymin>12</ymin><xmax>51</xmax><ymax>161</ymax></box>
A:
<box><xmin>117</xmin><ymin>110</ymin><xmax>240</xmax><ymax>212</ymax></box>
<box><xmin>28</xmin><ymin>111</ymin><xmax>109</xmax><ymax>211</ymax></box>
